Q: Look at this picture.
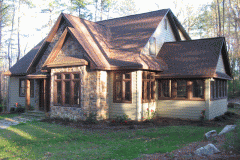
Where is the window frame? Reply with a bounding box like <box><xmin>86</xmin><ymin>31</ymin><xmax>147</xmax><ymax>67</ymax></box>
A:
<box><xmin>54</xmin><ymin>72</ymin><xmax>81</xmax><ymax>107</ymax></box>
<box><xmin>113</xmin><ymin>71</ymin><xmax>132</xmax><ymax>103</ymax></box>
<box><xmin>211</xmin><ymin>79</ymin><xmax>227</xmax><ymax>101</ymax></box>
<box><xmin>19</xmin><ymin>79</ymin><xmax>25</xmax><ymax>97</ymax></box>
<box><xmin>142</xmin><ymin>71</ymin><xmax>156</xmax><ymax>103</ymax></box>
<box><xmin>158</xmin><ymin>79</ymin><xmax>205</xmax><ymax>101</ymax></box>
<box><xmin>19</xmin><ymin>79</ymin><xmax>34</xmax><ymax>97</ymax></box>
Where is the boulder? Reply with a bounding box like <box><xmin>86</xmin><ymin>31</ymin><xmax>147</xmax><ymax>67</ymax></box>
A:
<box><xmin>194</xmin><ymin>143</ymin><xmax>220</xmax><ymax>156</ymax></box>
<box><xmin>219</xmin><ymin>125</ymin><xmax>237</xmax><ymax>135</ymax></box>
<box><xmin>205</xmin><ymin>130</ymin><xmax>218</xmax><ymax>140</ymax></box>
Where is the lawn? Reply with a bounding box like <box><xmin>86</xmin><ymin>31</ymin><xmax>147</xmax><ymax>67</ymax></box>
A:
<box><xmin>0</xmin><ymin>113</ymin><xmax>19</xmax><ymax>120</ymax></box>
<box><xmin>0</xmin><ymin>118</ymin><xmax>223</xmax><ymax>159</ymax></box>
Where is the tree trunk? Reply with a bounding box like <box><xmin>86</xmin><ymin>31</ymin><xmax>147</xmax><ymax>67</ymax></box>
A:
<box><xmin>222</xmin><ymin>0</ymin><xmax>225</xmax><ymax>36</ymax></box>
<box><xmin>17</xmin><ymin>0</ymin><xmax>21</xmax><ymax>62</ymax></box>
<box><xmin>8</xmin><ymin>1</ymin><xmax>15</xmax><ymax>69</ymax></box>
<box><xmin>95</xmin><ymin>0</ymin><xmax>98</xmax><ymax>21</ymax></box>
<box><xmin>217</xmin><ymin>0</ymin><xmax>222</xmax><ymax>36</ymax></box>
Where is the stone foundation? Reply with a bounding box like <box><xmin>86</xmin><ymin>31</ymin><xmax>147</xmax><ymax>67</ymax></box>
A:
<box><xmin>50</xmin><ymin>106</ymin><xmax>83</xmax><ymax>121</ymax></box>
<box><xmin>49</xmin><ymin>66</ymin><xmax>108</xmax><ymax>121</ymax></box>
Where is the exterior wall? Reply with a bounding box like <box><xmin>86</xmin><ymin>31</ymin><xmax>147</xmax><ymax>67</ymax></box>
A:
<box><xmin>141</xmin><ymin>16</ymin><xmax>176</xmax><ymax>56</ymax></box>
<box><xmin>156</xmin><ymin>79</ymin><xmax>210</xmax><ymax>120</ymax></box>
<box><xmin>108</xmin><ymin>71</ymin><xmax>142</xmax><ymax>120</ymax></box>
<box><xmin>8</xmin><ymin>77</ymin><xmax>36</xmax><ymax>110</ymax></box>
<box><xmin>216</xmin><ymin>51</ymin><xmax>226</xmax><ymax>74</ymax></box>
<box><xmin>58</xmin><ymin>35</ymin><xmax>86</xmax><ymax>59</ymax></box>
<box><xmin>209</xmin><ymin>99</ymin><xmax>228</xmax><ymax>120</ymax></box>
<box><xmin>156</xmin><ymin>100</ymin><xmax>206</xmax><ymax>120</ymax></box>
<box><xmin>50</xmin><ymin>67</ymin><xmax>108</xmax><ymax>121</ymax></box>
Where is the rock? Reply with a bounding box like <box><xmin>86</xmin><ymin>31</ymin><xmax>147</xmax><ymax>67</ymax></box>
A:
<box><xmin>194</xmin><ymin>143</ymin><xmax>220</xmax><ymax>156</ymax></box>
<box><xmin>219</xmin><ymin>125</ymin><xmax>237</xmax><ymax>135</ymax></box>
<box><xmin>205</xmin><ymin>130</ymin><xmax>218</xmax><ymax>140</ymax></box>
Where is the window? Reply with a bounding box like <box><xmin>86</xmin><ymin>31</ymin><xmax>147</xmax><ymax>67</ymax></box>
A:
<box><xmin>142</xmin><ymin>72</ymin><xmax>155</xmax><ymax>102</ymax></box>
<box><xmin>164</xmin><ymin>18</ymin><xmax>168</xmax><ymax>30</ymax></box>
<box><xmin>177</xmin><ymin>80</ymin><xmax>187</xmax><ymax>98</ymax></box>
<box><xmin>54</xmin><ymin>73</ymin><xmax>80</xmax><ymax>106</ymax></box>
<box><xmin>158</xmin><ymin>80</ymin><xmax>171</xmax><ymax>98</ymax></box>
<box><xmin>149</xmin><ymin>37</ymin><xmax>156</xmax><ymax>55</ymax></box>
<box><xmin>192</xmin><ymin>80</ymin><xmax>204</xmax><ymax>98</ymax></box>
<box><xmin>158</xmin><ymin>79</ymin><xmax>204</xmax><ymax>100</ymax></box>
<box><xmin>19</xmin><ymin>79</ymin><xmax>34</xmax><ymax>97</ymax></box>
<box><xmin>113</xmin><ymin>72</ymin><xmax>131</xmax><ymax>103</ymax></box>
<box><xmin>19</xmin><ymin>79</ymin><xmax>25</xmax><ymax>97</ymax></box>
<box><xmin>211</xmin><ymin>79</ymin><xmax>227</xmax><ymax>100</ymax></box>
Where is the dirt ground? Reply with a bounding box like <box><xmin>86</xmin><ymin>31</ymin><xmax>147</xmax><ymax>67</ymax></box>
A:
<box><xmin>41</xmin><ymin>113</ymin><xmax>240</xmax><ymax>159</ymax></box>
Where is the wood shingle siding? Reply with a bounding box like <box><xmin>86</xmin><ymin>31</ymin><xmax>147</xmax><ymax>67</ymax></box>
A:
<box><xmin>142</xmin><ymin>16</ymin><xmax>176</xmax><ymax>56</ymax></box>
<box><xmin>216</xmin><ymin>51</ymin><xmax>226</xmax><ymax>74</ymax></box>
<box><xmin>9</xmin><ymin>77</ymin><xmax>36</xmax><ymax>109</ymax></box>
<box><xmin>209</xmin><ymin>99</ymin><xmax>227</xmax><ymax>119</ymax></box>
<box><xmin>108</xmin><ymin>71</ymin><xmax>142</xmax><ymax>120</ymax></box>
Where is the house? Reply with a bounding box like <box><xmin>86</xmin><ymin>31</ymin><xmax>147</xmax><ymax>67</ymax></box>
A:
<box><xmin>4</xmin><ymin>9</ymin><xmax>232</xmax><ymax>120</ymax></box>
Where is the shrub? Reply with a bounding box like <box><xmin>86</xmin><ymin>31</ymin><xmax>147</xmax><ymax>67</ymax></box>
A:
<box><xmin>224</xmin><ymin>111</ymin><xmax>235</xmax><ymax>117</ymax></box>
<box><xmin>0</xmin><ymin>104</ymin><xmax>3</xmax><ymax>113</ymax></box>
<box><xmin>199</xmin><ymin>109</ymin><xmax>206</xmax><ymax>122</ymax></box>
<box><xmin>84</xmin><ymin>112</ymin><xmax>97</xmax><ymax>124</ymax></box>
<box><xmin>10</xmin><ymin>107</ymin><xmax>16</xmax><ymax>113</ymax></box>
<box><xmin>110</xmin><ymin>114</ymin><xmax>129</xmax><ymax>125</ymax></box>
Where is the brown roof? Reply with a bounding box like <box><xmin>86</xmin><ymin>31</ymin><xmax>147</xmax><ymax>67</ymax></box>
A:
<box><xmin>156</xmin><ymin>37</ymin><xmax>232</xmax><ymax>79</ymax></box>
<box><xmin>41</xmin><ymin>10</ymin><xmax>176</xmax><ymax>71</ymax></box>
<box><xmin>5</xmin><ymin>39</ymin><xmax>44</xmax><ymax>76</ymax></box>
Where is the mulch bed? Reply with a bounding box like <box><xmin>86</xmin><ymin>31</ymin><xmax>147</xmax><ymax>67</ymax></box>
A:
<box><xmin>40</xmin><ymin>113</ymin><xmax>240</xmax><ymax>131</ymax></box>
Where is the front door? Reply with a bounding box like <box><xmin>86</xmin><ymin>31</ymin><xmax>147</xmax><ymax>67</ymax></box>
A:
<box><xmin>39</xmin><ymin>78</ymin><xmax>50</xmax><ymax>112</ymax></box>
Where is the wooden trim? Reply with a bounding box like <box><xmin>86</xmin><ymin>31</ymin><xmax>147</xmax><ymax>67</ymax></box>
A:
<box><xmin>210</xmin><ymin>79</ymin><xmax>228</xmax><ymax>101</ymax></box>
<box><xmin>113</xmin><ymin>71</ymin><xmax>132</xmax><ymax>103</ymax></box>
<box><xmin>25</xmin><ymin>79</ymin><xmax>30</xmax><ymax>110</ymax></box>
<box><xmin>19</xmin><ymin>79</ymin><xmax>25</xmax><ymax>97</ymax></box>
<box><xmin>53</xmin><ymin>72</ymin><xmax>81</xmax><ymax>107</ymax></box>
<box><xmin>167</xmin><ymin>11</ymin><xmax>181</xmax><ymax>41</ymax></box>
<box><xmin>158</xmin><ymin>79</ymin><xmax>205</xmax><ymax>101</ymax></box>
<box><xmin>46</xmin><ymin>61</ymin><xmax>88</xmax><ymax>68</ymax></box>
<box><xmin>26</xmin><ymin>74</ymin><xmax>49</xmax><ymax>79</ymax></box>
<box><xmin>142</xmin><ymin>71</ymin><xmax>156</xmax><ymax>103</ymax></box>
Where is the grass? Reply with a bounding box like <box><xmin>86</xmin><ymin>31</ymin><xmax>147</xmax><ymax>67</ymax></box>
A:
<box><xmin>0</xmin><ymin>113</ymin><xmax>20</xmax><ymax>120</ymax></box>
<box><xmin>0</xmin><ymin>116</ymin><xmax>224</xmax><ymax>159</ymax></box>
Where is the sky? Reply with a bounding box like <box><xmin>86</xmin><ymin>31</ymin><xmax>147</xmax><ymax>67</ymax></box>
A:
<box><xmin>5</xmin><ymin>0</ymin><xmax>213</xmax><ymax>66</ymax></box>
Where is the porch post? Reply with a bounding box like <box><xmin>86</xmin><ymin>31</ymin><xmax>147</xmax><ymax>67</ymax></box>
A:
<box><xmin>25</xmin><ymin>79</ymin><xmax>30</xmax><ymax>110</ymax></box>
<box><xmin>43</xmin><ymin>78</ymin><xmax>46</xmax><ymax>112</ymax></box>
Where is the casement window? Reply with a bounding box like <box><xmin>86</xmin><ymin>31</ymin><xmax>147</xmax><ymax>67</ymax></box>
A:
<box><xmin>211</xmin><ymin>79</ymin><xmax>227</xmax><ymax>100</ymax></box>
<box><xmin>192</xmin><ymin>80</ymin><xmax>204</xmax><ymax>98</ymax></box>
<box><xmin>142</xmin><ymin>71</ymin><xmax>155</xmax><ymax>102</ymax></box>
<box><xmin>149</xmin><ymin>37</ymin><xmax>156</xmax><ymax>55</ymax></box>
<box><xmin>54</xmin><ymin>73</ymin><xmax>80</xmax><ymax>106</ymax></box>
<box><xmin>113</xmin><ymin>72</ymin><xmax>132</xmax><ymax>103</ymax></box>
<box><xmin>177</xmin><ymin>80</ymin><xmax>187</xmax><ymax>98</ymax></box>
<box><xmin>159</xmin><ymin>79</ymin><xmax>204</xmax><ymax>100</ymax></box>
<box><xmin>159</xmin><ymin>80</ymin><xmax>171</xmax><ymax>98</ymax></box>
<box><xmin>19</xmin><ymin>79</ymin><xmax>34</xmax><ymax>97</ymax></box>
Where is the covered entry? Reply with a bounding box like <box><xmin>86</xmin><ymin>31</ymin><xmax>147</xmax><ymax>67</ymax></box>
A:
<box><xmin>26</xmin><ymin>74</ymin><xmax>50</xmax><ymax>112</ymax></box>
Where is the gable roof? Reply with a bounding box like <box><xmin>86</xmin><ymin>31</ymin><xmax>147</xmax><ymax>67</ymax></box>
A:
<box><xmin>25</xmin><ymin>9</ymin><xmax>189</xmax><ymax>73</ymax></box>
<box><xmin>4</xmin><ymin>39</ymin><xmax>44</xmax><ymax>76</ymax></box>
<box><xmin>156</xmin><ymin>37</ymin><xmax>232</xmax><ymax>80</ymax></box>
